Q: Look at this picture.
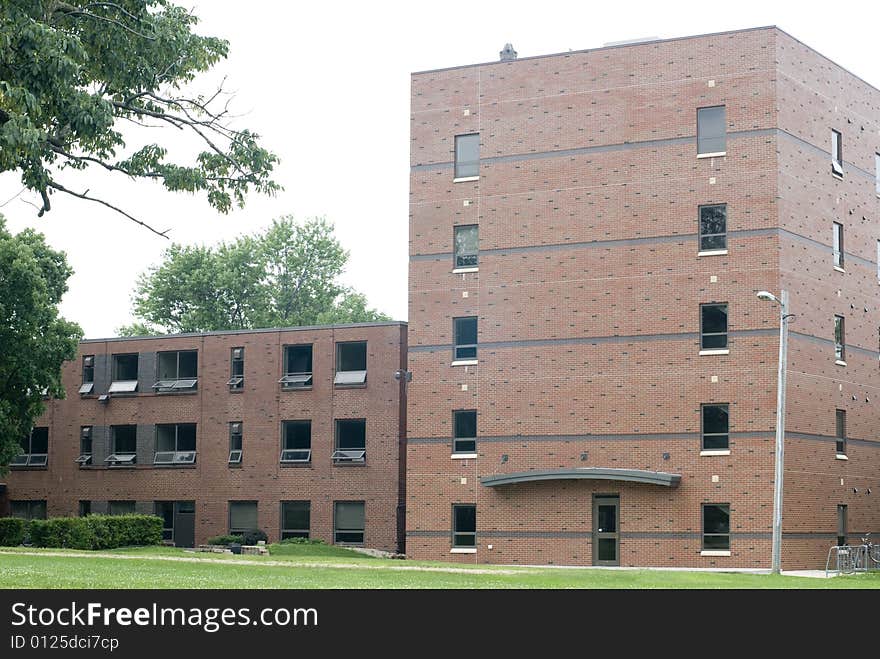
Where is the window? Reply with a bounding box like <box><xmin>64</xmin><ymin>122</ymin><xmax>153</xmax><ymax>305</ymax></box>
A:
<box><xmin>10</xmin><ymin>500</ymin><xmax>47</xmax><ymax>520</ymax></box>
<box><xmin>831</xmin><ymin>129</ymin><xmax>843</xmax><ymax>176</ymax></box>
<box><xmin>697</xmin><ymin>106</ymin><xmax>726</xmax><ymax>155</ymax></box>
<box><xmin>837</xmin><ymin>504</ymin><xmax>848</xmax><ymax>546</ymax></box>
<box><xmin>833</xmin><ymin>222</ymin><xmax>844</xmax><ymax>269</ymax></box>
<box><xmin>701</xmin><ymin>404</ymin><xmax>729</xmax><ymax>451</ymax></box>
<box><xmin>454</xmin><ymin>225</ymin><xmax>479</xmax><ymax>269</ymax></box>
<box><xmin>836</xmin><ymin>409</ymin><xmax>846</xmax><ymax>456</ymax></box>
<box><xmin>834</xmin><ymin>315</ymin><xmax>846</xmax><ymax>362</ymax></box>
<box><xmin>702</xmin><ymin>504</ymin><xmax>730</xmax><ymax>551</ymax></box>
<box><xmin>229</xmin><ymin>501</ymin><xmax>258</xmax><ymax>535</ymax></box>
<box><xmin>699</xmin><ymin>204</ymin><xmax>727</xmax><ymax>252</ymax></box>
<box><xmin>452</xmin><ymin>504</ymin><xmax>476</xmax><ymax>548</ymax></box>
<box><xmin>155</xmin><ymin>424</ymin><xmax>196</xmax><ymax>465</ymax></box>
<box><xmin>109</xmin><ymin>353</ymin><xmax>138</xmax><ymax>393</ymax></box>
<box><xmin>281</xmin><ymin>501</ymin><xmax>310</xmax><ymax>539</ymax></box>
<box><xmin>80</xmin><ymin>355</ymin><xmax>95</xmax><ymax>394</ymax></box>
<box><xmin>700</xmin><ymin>303</ymin><xmax>728</xmax><ymax>350</ymax></box>
<box><xmin>453</xmin><ymin>316</ymin><xmax>477</xmax><ymax>361</ymax></box>
<box><xmin>334</xmin><ymin>341</ymin><xmax>367</xmax><ymax>386</ymax></box>
<box><xmin>281</xmin><ymin>420</ymin><xmax>311</xmax><ymax>463</ymax></box>
<box><xmin>109</xmin><ymin>501</ymin><xmax>135</xmax><ymax>516</ymax></box>
<box><xmin>453</xmin><ymin>410</ymin><xmax>477</xmax><ymax>454</ymax></box>
<box><xmin>106</xmin><ymin>425</ymin><xmax>137</xmax><ymax>466</ymax></box>
<box><xmin>877</xmin><ymin>240</ymin><xmax>879</xmax><ymax>282</ymax></box>
<box><xmin>11</xmin><ymin>427</ymin><xmax>48</xmax><ymax>467</ymax></box>
<box><xmin>154</xmin><ymin>350</ymin><xmax>198</xmax><ymax>391</ymax></box>
<box><xmin>229</xmin><ymin>422</ymin><xmax>243</xmax><ymax>465</ymax></box>
<box><xmin>454</xmin><ymin>133</ymin><xmax>479</xmax><ymax>179</ymax></box>
<box><xmin>79</xmin><ymin>501</ymin><xmax>91</xmax><ymax>517</ymax></box>
<box><xmin>333</xmin><ymin>419</ymin><xmax>366</xmax><ymax>463</ymax></box>
<box><xmin>280</xmin><ymin>344</ymin><xmax>313</xmax><ymax>388</ymax></box>
<box><xmin>334</xmin><ymin>501</ymin><xmax>365</xmax><ymax>544</ymax></box>
<box><xmin>75</xmin><ymin>426</ymin><xmax>92</xmax><ymax>465</ymax></box>
<box><xmin>228</xmin><ymin>348</ymin><xmax>244</xmax><ymax>390</ymax></box>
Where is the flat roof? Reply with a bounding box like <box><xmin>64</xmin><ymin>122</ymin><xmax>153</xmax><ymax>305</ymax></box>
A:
<box><xmin>81</xmin><ymin>320</ymin><xmax>407</xmax><ymax>344</ymax></box>
<box><xmin>412</xmin><ymin>25</ymin><xmax>880</xmax><ymax>97</ymax></box>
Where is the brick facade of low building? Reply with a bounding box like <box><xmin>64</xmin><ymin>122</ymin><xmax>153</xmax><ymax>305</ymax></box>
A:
<box><xmin>5</xmin><ymin>322</ymin><xmax>407</xmax><ymax>551</ymax></box>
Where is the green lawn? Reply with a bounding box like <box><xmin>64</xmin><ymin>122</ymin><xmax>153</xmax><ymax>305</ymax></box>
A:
<box><xmin>1</xmin><ymin>546</ymin><xmax>878</xmax><ymax>588</ymax></box>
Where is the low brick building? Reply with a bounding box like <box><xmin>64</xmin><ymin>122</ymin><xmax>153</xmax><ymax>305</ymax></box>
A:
<box><xmin>6</xmin><ymin>322</ymin><xmax>408</xmax><ymax>551</ymax></box>
<box><xmin>406</xmin><ymin>26</ymin><xmax>880</xmax><ymax>569</ymax></box>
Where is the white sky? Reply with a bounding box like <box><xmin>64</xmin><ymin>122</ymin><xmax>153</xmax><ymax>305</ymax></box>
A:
<box><xmin>2</xmin><ymin>0</ymin><xmax>879</xmax><ymax>338</ymax></box>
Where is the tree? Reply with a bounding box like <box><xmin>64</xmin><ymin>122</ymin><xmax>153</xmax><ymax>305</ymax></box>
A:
<box><xmin>119</xmin><ymin>216</ymin><xmax>391</xmax><ymax>334</ymax></box>
<box><xmin>0</xmin><ymin>1</ymin><xmax>279</xmax><ymax>237</ymax></box>
<box><xmin>0</xmin><ymin>215</ymin><xmax>82</xmax><ymax>473</ymax></box>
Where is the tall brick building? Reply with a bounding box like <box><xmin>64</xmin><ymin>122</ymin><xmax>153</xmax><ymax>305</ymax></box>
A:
<box><xmin>4</xmin><ymin>322</ymin><xmax>408</xmax><ymax>551</ymax></box>
<box><xmin>406</xmin><ymin>26</ymin><xmax>880</xmax><ymax>569</ymax></box>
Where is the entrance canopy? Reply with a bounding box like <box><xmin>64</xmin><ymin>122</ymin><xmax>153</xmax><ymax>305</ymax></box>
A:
<box><xmin>480</xmin><ymin>467</ymin><xmax>681</xmax><ymax>488</ymax></box>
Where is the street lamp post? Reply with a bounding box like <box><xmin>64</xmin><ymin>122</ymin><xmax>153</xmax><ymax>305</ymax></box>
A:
<box><xmin>757</xmin><ymin>290</ymin><xmax>790</xmax><ymax>575</ymax></box>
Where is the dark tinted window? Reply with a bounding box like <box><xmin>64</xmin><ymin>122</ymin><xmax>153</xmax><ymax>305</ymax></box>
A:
<box><xmin>453</xmin><ymin>410</ymin><xmax>477</xmax><ymax>453</ymax></box>
<box><xmin>699</xmin><ymin>205</ymin><xmax>727</xmax><ymax>251</ymax></box>
<box><xmin>453</xmin><ymin>504</ymin><xmax>476</xmax><ymax>547</ymax></box>
<box><xmin>700</xmin><ymin>304</ymin><xmax>728</xmax><ymax>349</ymax></box>
<box><xmin>702</xmin><ymin>504</ymin><xmax>730</xmax><ymax>550</ymax></box>
<box><xmin>701</xmin><ymin>404</ymin><xmax>729</xmax><ymax>450</ymax></box>
<box><xmin>454</xmin><ymin>317</ymin><xmax>478</xmax><ymax>360</ymax></box>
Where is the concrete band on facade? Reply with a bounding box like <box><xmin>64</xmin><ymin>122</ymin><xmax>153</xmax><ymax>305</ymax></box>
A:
<box><xmin>479</xmin><ymin>468</ymin><xmax>682</xmax><ymax>488</ymax></box>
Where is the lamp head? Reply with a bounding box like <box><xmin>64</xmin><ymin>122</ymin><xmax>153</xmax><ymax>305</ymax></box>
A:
<box><xmin>756</xmin><ymin>291</ymin><xmax>777</xmax><ymax>302</ymax></box>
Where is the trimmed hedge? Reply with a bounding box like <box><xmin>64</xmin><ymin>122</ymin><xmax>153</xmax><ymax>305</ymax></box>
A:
<box><xmin>0</xmin><ymin>518</ymin><xmax>27</xmax><ymax>546</ymax></box>
<box><xmin>239</xmin><ymin>529</ymin><xmax>268</xmax><ymax>546</ymax></box>
<box><xmin>26</xmin><ymin>515</ymin><xmax>163</xmax><ymax>550</ymax></box>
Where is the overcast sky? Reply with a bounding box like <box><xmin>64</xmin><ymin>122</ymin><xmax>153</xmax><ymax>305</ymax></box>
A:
<box><xmin>2</xmin><ymin>0</ymin><xmax>879</xmax><ymax>339</ymax></box>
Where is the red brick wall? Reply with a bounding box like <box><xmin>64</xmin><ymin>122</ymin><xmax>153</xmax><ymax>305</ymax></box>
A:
<box><xmin>5</xmin><ymin>323</ymin><xmax>407</xmax><ymax>551</ymax></box>
<box><xmin>408</xmin><ymin>27</ymin><xmax>880</xmax><ymax>569</ymax></box>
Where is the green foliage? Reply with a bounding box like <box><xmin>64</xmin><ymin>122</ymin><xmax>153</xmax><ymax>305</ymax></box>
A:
<box><xmin>122</xmin><ymin>216</ymin><xmax>391</xmax><ymax>333</ymax></box>
<box><xmin>26</xmin><ymin>514</ymin><xmax>162</xmax><ymax>550</ymax></box>
<box><xmin>239</xmin><ymin>529</ymin><xmax>268</xmax><ymax>546</ymax></box>
<box><xmin>0</xmin><ymin>518</ymin><xmax>27</xmax><ymax>546</ymax></box>
<box><xmin>0</xmin><ymin>216</ymin><xmax>82</xmax><ymax>473</ymax></box>
<box><xmin>206</xmin><ymin>534</ymin><xmax>243</xmax><ymax>546</ymax></box>
<box><xmin>0</xmin><ymin>1</ymin><xmax>279</xmax><ymax>233</ymax></box>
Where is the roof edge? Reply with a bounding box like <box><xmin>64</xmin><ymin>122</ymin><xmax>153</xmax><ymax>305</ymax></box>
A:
<box><xmin>411</xmin><ymin>25</ymin><xmax>778</xmax><ymax>76</ymax></box>
<box><xmin>81</xmin><ymin>320</ymin><xmax>408</xmax><ymax>344</ymax></box>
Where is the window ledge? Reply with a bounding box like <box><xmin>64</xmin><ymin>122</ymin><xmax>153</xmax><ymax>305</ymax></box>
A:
<box><xmin>700</xmin><ymin>449</ymin><xmax>731</xmax><ymax>456</ymax></box>
<box><xmin>451</xmin><ymin>453</ymin><xmax>478</xmax><ymax>460</ymax></box>
<box><xmin>450</xmin><ymin>547</ymin><xmax>477</xmax><ymax>554</ymax></box>
<box><xmin>698</xmin><ymin>249</ymin><xmax>728</xmax><ymax>257</ymax></box>
<box><xmin>452</xmin><ymin>267</ymin><xmax>479</xmax><ymax>274</ymax></box>
<box><xmin>699</xmin><ymin>349</ymin><xmax>729</xmax><ymax>356</ymax></box>
<box><xmin>453</xmin><ymin>176</ymin><xmax>480</xmax><ymax>183</ymax></box>
<box><xmin>697</xmin><ymin>152</ymin><xmax>726</xmax><ymax>159</ymax></box>
<box><xmin>833</xmin><ymin>266</ymin><xmax>846</xmax><ymax>273</ymax></box>
<box><xmin>451</xmin><ymin>359</ymin><xmax>478</xmax><ymax>367</ymax></box>
<box><xmin>701</xmin><ymin>550</ymin><xmax>731</xmax><ymax>557</ymax></box>
<box><xmin>835</xmin><ymin>454</ymin><xmax>849</xmax><ymax>461</ymax></box>
<box><xmin>280</xmin><ymin>462</ymin><xmax>313</xmax><ymax>468</ymax></box>
<box><xmin>835</xmin><ymin>360</ymin><xmax>847</xmax><ymax>367</ymax></box>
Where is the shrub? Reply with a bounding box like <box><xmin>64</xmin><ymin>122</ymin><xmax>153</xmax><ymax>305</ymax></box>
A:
<box><xmin>239</xmin><ymin>529</ymin><xmax>268</xmax><ymax>546</ymax></box>
<box><xmin>0</xmin><ymin>518</ymin><xmax>27</xmax><ymax>546</ymax></box>
<box><xmin>26</xmin><ymin>515</ymin><xmax>162</xmax><ymax>550</ymax></box>
<box><xmin>207</xmin><ymin>534</ymin><xmax>243</xmax><ymax>546</ymax></box>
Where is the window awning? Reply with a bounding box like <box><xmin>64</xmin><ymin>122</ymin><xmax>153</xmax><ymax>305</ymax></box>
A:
<box><xmin>480</xmin><ymin>467</ymin><xmax>681</xmax><ymax>488</ymax></box>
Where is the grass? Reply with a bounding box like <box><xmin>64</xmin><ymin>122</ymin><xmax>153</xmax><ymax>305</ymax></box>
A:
<box><xmin>1</xmin><ymin>545</ymin><xmax>879</xmax><ymax>588</ymax></box>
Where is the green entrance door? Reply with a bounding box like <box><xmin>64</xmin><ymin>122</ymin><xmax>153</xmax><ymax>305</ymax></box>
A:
<box><xmin>593</xmin><ymin>496</ymin><xmax>620</xmax><ymax>566</ymax></box>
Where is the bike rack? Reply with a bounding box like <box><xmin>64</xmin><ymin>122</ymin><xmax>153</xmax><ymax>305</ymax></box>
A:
<box><xmin>825</xmin><ymin>545</ymin><xmax>871</xmax><ymax>577</ymax></box>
